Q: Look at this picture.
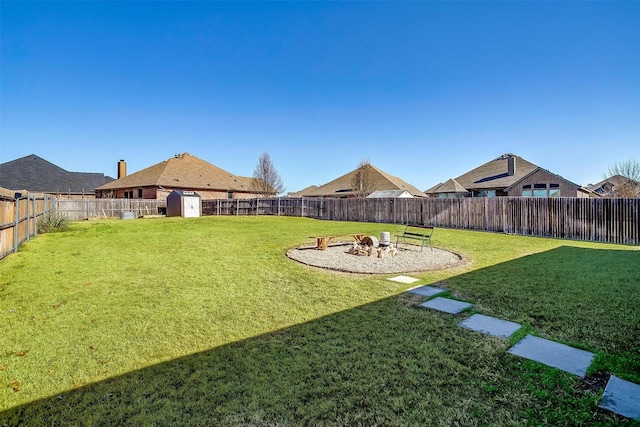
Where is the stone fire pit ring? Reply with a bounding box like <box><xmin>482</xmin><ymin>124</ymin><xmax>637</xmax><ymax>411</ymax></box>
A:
<box><xmin>287</xmin><ymin>242</ymin><xmax>466</xmax><ymax>274</ymax></box>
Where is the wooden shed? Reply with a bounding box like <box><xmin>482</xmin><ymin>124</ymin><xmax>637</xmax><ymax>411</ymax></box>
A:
<box><xmin>166</xmin><ymin>190</ymin><xmax>201</xmax><ymax>218</ymax></box>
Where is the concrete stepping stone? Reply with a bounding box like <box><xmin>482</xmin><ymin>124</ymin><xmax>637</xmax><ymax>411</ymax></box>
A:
<box><xmin>388</xmin><ymin>275</ymin><xmax>420</xmax><ymax>284</ymax></box>
<box><xmin>599</xmin><ymin>375</ymin><xmax>640</xmax><ymax>420</ymax></box>
<box><xmin>420</xmin><ymin>297</ymin><xmax>472</xmax><ymax>314</ymax></box>
<box><xmin>407</xmin><ymin>285</ymin><xmax>446</xmax><ymax>297</ymax></box>
<box><xmin>507</xmin><ymin>335</ymin><xmax>595</xmax><ymax>377</ymax></box>
<box><xmin>458</xmin><ymin>314</ymin><xmax>522</xmax><ymax>339</ymax></box>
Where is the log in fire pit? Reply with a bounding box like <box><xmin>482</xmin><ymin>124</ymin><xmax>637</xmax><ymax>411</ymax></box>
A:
<box><xmin>347</xmin><ymin>235</ymin><xmax>398</xmax><ymax>258</ymax></box>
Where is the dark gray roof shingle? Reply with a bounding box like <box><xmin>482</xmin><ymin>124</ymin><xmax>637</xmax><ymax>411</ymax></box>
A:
<box><xmin>0</xmin><ymin>154</ymin><xmax>113</xmax><ymax>193</ymax></box>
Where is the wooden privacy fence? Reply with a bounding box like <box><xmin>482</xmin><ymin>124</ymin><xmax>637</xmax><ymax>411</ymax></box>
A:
<box><xmin>55</xmin><ymin>198</ymin><xmax>167</xmax><ymax>220</ymax></box>
<box><xmin>201</xmin><ymin>198</ymin><xmax>326</xmax><ymax>218</ymax></box>
<box><xmin>0</xmin><ymin>188</ymin><xmax>56</xmax><ymax>260</ymax></box>
<box><xmin>202</xmin><ymin>197</ymin><xmax>639</xmax><ymax>245</ymax></box>
<box><xmin>39</xmin><ymin>196</ymin><xmax>640</xmax><ymax>246</ymax></box>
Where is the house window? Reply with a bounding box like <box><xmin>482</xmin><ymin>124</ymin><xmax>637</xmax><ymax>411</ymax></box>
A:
<box><xmin>138</xmin><ymin>188</ymin><xmax>143</xmax><ymax>198</ymax></box>
<box><xmin>472</xmin><ymin>190</ymin><xmax>496</xmax><ymax>197</ymax></box>
<box><xmin>227</xmin><ymin>191</ymin><xmax>234</xmax><ymax>199</ymax></box>
<box><xmin>525</xmin><ymin>183</ymin><xmax>561</xmax><ymax>198</ymax></box>
<box><xmin>533</xmin><ymin>184</ymin><xmax>547</xmax><ymax>198</ymax></box>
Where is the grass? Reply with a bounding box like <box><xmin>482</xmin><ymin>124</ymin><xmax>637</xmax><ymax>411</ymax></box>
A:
<box><xmin>0</xmin><ymin>215</ymin><xmax>638</xmax><ymax>425</ymax></box>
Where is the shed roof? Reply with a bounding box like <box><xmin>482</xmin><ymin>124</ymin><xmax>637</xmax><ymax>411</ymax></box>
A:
<box><xmin>96</xmin><ymin>153</ymin><xmax>258</xmax><ymax>193</ymax></box>
<box><xmin>0</xmin><ymin>154</ymin><xmax>113</xmax><ymax>193</ymax></box>
<box><xmin>168</xmin><ymin>190</ymin><xmax>201</xmax><ymax>198</ymax></box>
<box><xmin>296</xmin><ymin>164</ymin><xmax>427</xmax><ymax>198</ymax></box>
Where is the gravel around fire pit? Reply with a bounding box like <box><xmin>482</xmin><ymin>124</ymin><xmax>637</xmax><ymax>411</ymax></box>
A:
<box><xmin>287</xmin><ymin>243</ymin><xmax>466</xmax><ymax>274</ymax></box>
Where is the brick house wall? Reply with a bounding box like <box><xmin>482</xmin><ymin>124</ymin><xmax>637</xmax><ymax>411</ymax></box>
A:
<box><xmin>97</xmin><ymin>186</ymin><xmax>262</xmax><ymax>200</ymax></box>
<box><xmin>507</xmin><ymin>169</ymin><xmax>584</xmax><ymax>197</ymax></box>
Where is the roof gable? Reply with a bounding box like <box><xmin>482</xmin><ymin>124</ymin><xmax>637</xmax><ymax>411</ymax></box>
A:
<box><xmin>505</xmin><ymin>167</ymin><xmax>582</xmax><ymax>191</ymax></box>
<box><xmin>430</xmin><ymin>178</ymin><xmax>468</xmax><ymax>194</ymax></box>
<box><xmin>296</xmin><ymin>163</ymin><xmax>427</xmax><ymax>197</ymax></box>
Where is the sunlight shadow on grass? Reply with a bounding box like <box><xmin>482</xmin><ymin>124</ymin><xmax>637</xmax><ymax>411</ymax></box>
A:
<box><xmin>2</xmin><ymin>246</ymin><xmax>637</xmax><ymax>426</ymax></box>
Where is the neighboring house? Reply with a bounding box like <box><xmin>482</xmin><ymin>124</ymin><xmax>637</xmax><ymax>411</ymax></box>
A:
<box><xmin>0</xmin><ymin>154</ymin><xmax>113</xmax><ymax>198</ymax></box>
<box><xmin>366</xmin><ymin>190</ymin><xmax>414</xmax><ymax>198</ymax></box>
<box><xmin>589</xmin><ymin>175</ymin><xmax>640</xmax><ymax>198</ymax></box>
<box><xmin>426</xmin><ymin>153</ymin><xmax>595</xmax><ymax>198</ymax></box>
<box><xmin>95</xmin><ymin>152</ymin><xmax>270</xmax><ymax>200</ymax></box>
<box><xmin>292</xmin><ymin>163</ymin><xmax>427</xmax><ymax>198</ymax></box>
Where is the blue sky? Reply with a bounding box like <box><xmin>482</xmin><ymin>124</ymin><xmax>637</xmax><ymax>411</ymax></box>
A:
<box><xmin>2</xmin><ymin>1</ymin><xmax>639</xmax><ymax>193</ymax></box>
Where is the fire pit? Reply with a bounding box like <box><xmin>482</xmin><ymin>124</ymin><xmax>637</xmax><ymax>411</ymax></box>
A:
<box><xmin>347</xmin><ymin>234</ymin><xmax>398</xmax><ymax>258</ymax></box>
<box><xmin>287</xmin><ymin>235</ymin><xmax>466</xmax><ymax>274</ymax></box>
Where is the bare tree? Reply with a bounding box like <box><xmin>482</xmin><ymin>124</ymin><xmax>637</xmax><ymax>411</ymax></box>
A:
<box><xmin>606</xmin><ymin>159</ymin><xmax>640</xmax><ymax>197</ymax></box>
<box><xmin>251</xmin><ymin>152</ymin><xmax>285</xmax><ymax>196</ymax></box>
<box><xmin>350</xmin><ymin>158</ymin><xmax>377</xmax><ymax>198</ymax></box>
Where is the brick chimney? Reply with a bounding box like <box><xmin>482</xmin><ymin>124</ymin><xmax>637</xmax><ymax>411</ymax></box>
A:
<box><xmin>507</xmin><ymin>156</ymin><xmax>516</xmax><ymax>176</ymax></box>
<box><xmin>117</xmin><ymin>160</ymin><xmax>127</xmax><ymax>179</ymax></box>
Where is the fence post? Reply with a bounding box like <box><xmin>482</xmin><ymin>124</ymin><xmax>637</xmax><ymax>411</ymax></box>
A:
<box><xmin>13</xmin><ymin>195</ymin><xmax>19</xmax><ymax>253</ymax></box>
<box><xmin>26</xmin><ymin>193</ymin><xmax>31</xmax><ymax>242</ymax></box>
<box><xmin>33</xmin><ymin>194</ymin><xmax>38</xmax><ymax>236</ymax></box>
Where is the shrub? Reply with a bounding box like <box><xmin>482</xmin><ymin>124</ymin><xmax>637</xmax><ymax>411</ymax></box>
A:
<box><xmin>37</xmin><ymin>213</ymin><xmax>69</xmax><ymax>233</ymax></box>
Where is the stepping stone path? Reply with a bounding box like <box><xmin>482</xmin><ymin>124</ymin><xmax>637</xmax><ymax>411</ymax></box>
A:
<box><xmin>507</xmin><ymin>335</ymin><xmax>595</xmax><ymax>377</ymax></box>
<box><xmin>407</xmin><ymin>285</ymin><xmax>446</xmax><ymax>297</ymax></box>
<box><xmin>396</xmin><ymin>275</ymin><xmax>640</xmax><ymax>421</ymax></box>
<box><xmin>388</xmin><ymin>275</ymin><xmax>420</xmax><ymax>284</ymax></box>
<box><xmin>420</xmin><ymin>297</ymin><xmax>472</xmax><ymax>314</ymax></box>
<box><xmin>459</xmin><ymin>313</ymin><xmax>522</xmax><ymax>339</ymax></box>
<box><xmin>599</xmin><ymin>375</ymin><xmax>640</xmax><ymax>421</ymax></box>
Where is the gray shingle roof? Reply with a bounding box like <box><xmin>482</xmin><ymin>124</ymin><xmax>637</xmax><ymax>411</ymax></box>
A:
<box><xmin>0</xmin><ymin>154</ymin><xmax>113</xmax><ymax>194</ymax></box>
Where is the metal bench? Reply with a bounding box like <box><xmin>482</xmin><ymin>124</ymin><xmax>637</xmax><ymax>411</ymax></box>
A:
<box><xmin>395</xmin><ymin>224</ymin><xmax>434</xmax><ymax>252</ymax></box>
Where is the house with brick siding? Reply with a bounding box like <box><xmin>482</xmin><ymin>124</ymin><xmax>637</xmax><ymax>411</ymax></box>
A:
<box><xmin>95</xmin><ymin>153</ymin><xmax>271</xmax><ymax>200</ymax></box>
<box><xmin>426</xmin><ymin>153</ymin><xmax>596</xmax><ymax>198</ymax></box>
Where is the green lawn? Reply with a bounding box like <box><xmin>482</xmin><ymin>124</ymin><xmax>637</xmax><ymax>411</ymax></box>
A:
<box><xmin>1</xmin><ymin>216</ymin><xmax>638</xmax><ymax>426</ymax></box>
